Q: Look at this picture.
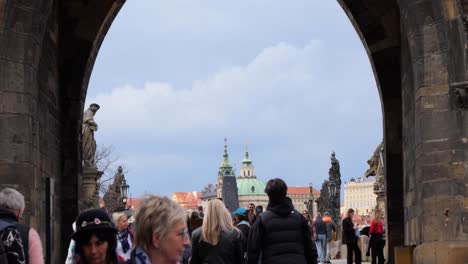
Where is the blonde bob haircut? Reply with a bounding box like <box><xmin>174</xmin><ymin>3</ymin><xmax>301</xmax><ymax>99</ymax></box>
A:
<box><xmin>201</xmin><ymin>199</ymin><xmax>239</xmax><ymax>245</ymax></box>
<box><xmin>133</xmin><ymin>195</ymin><xmax>186</xmax><ymax>253</ymax></box>
<box><xmin>373</xmin><ymin>208</ymin><xmax>383</xmax><ymax>222</ymax></box>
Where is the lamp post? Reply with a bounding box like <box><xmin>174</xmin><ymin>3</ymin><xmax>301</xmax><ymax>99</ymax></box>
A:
<box><xmin>328</xmin><ymin>179</ymin><xmax>336</xmax><ymax>197</ymax></box>
<box><xmin>120</xmin><ymin>178</ymin><xmax>129</xmax><ymax>209</ymax></box>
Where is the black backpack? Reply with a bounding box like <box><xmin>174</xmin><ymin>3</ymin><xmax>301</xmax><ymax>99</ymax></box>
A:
<box><xmin>0</xmin><ymin>219</ymin><xmax>26</xmax><ymax>264</ymax></box>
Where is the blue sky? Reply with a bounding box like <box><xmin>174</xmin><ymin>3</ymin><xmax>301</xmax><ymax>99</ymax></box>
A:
<box><xmin>86</xmin><ymin>0</ymin><xmax>382</xmax><ymax>198</ymax></box>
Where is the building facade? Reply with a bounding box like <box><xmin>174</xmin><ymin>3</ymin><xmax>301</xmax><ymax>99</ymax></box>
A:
<box><xmin>343</xmin><ymin>177</ymin><xmax>377</xmax><ymax>215</ymax></box>
<box><xmin>287</xmin><ymin>186</ymin><xmax>320</xmax><ymax>218</ymax></box>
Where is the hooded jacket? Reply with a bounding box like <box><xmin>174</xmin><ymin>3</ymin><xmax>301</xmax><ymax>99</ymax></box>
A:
<box><xmin>246</xmin><ymin>197</ymin><xmax>317</xmax><ymax>264</ymax></box>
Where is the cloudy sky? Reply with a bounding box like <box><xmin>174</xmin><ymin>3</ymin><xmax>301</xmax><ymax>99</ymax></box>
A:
<box><xmin>86</xmin><ymin>0</ymin><xmax>382</xmax><ymax>198</ymax></box>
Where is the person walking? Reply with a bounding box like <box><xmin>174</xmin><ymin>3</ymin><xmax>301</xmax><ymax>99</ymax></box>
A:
<box><xmin>113</xmin><ymin>212</ymin><xmax>134</xmax><ymax>262</ymax></box>
<box><xmin>369</xmin><ymin>209</ymin><xmax>385</xmax><ymax>264</ymax></box>
<box><xmin>313</xmin><ymin>213</ymin><xmax>326</xmax><ymax>263</ymax></box>
<box><xmin>247</xmin><ymin>203</ymin><xmax>257</xmax><ymax>224</ymax></box>
<box><xmin>190</xmin><ymin>199</ymin><xmax>244</xmax><ymax>264</ymax></box>
<box><xmin>342</xmin><ymin>208</ymin><xmax>361</xmax><ymax>264</ymax></box>
<box><xmin>0</xmin><ymin>188</ymin><xmax>44</xmax><ymax>264</ymax></box>
<box><xmin>247</xmin><ymin>178</ymin><xmax>317</xmax><ymax>264</ymax></box>
<box><xmin>131</xmin><ymin>195</ymin><xmax>190</xmax><ymax>264</ymax></box>
<box><xmin>72</xmin><ymin>209</ymin><xmax>125</xmax><ymax>264</ymax></box>
<box><xmin>323</xmin><ymin>212</ymin><xmax>336</xmax><ymax>263</ymax></box>
<box><xmin>233</xmin><ymin>207</ymin><xmax>251</xmax><ymax>243</ymax></box>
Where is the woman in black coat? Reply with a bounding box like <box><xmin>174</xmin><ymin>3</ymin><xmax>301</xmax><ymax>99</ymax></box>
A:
<box><xmin>342</xmin><ymin>208</ymin><xmax>361</xmax><ymax>264</ymax></box>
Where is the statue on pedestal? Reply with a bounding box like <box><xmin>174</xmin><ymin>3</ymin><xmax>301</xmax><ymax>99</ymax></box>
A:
<box><xmin>365</xmin><ymin>142</ymin><xmax>386</xmax><ymax>210</ymax></box>
<box><xmin>82</xmin><ymin>103</ymin><xmax>100</xmax><ymax>167</ymax></box>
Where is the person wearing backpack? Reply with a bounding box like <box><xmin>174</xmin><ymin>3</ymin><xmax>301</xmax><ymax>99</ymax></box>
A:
<box><xmin>0</xmin><ymin>187</ymin><xmax>43</xmax><ymax>264</ymax></box>
<box><xmin>246</xmin><ymin>178</ymin><xmax>317</xmax><ymax>264</ymax></box>
<box><xmin>0</xmin><ymin>218</ymin><xmax>26</xmax><ymax>263</ymax></box>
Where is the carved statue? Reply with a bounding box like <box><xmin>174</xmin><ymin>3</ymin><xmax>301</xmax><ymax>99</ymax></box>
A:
<box><xmin>329</xmin><ymin>151</ymin><xmax>341</xmax><ymax>186</ymax></box>
<box><xmin>317</xmin><ymin>180</ymin><xmax>331</xmax><ymax>214</ymax></box>
<box><xmin>82</xmin><ymin>103</ymin><xmax>100</xmax><ymax>167</ymax></box>
<box><xmin>365</xmin><ymin>143</ymin><xmax>385</xmax><ymax>194</ymax></box>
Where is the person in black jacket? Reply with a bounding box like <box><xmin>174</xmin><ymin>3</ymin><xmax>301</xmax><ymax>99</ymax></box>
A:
<box><xmin>190</xmin><ymin>199</ymin><xmax>244</xmax><ymax>264</ymax></box>
<box><xmin>342</xmin><ymin>208</ymin><xmax>361</xmax><ymax>264</ymax></box>
<box><xmin>246</xmin><ymin>178</ymin><xmax>317</xmax><ymax>264</ymax></box>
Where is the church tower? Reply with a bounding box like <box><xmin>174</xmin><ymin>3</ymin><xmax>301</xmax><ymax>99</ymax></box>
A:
<box><xmin>236</xmin><ymin>144</ymin><xmax>268</xmax><ymax>208</ymax></box>
<box><xmin>216</xmin><ymin>139</ymin><xmax>239</xmax><ymax>211</ymax></box>
<box><xmin>217</xmin><ymin>139</ymin><xmax>235</xmax><ymax>199</ymax></box>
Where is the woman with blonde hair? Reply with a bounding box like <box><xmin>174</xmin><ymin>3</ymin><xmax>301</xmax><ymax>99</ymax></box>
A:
<box><xmin>190</xmin><ymin>199</ymin><xmax>244</xmax><ymax>264</ymax></box>
<box><xmin>131</xmin><ymin>195</ymin><xmax>190</xmax><ymax>264</ymax></box>
<box><xmin>368</xmin><ymin>209</ymin><xmax>385</xmax><ymax>264</ymax></box>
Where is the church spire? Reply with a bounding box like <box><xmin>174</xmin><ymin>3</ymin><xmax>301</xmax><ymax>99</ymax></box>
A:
<box><xmin>245</xmin><ymin>141</ymin><xmax>249</xmax><ymax>159</ymax></box>
<box><xmin>223</xmin><ymin>138</ymin><xmax>229</xmax><ymax>162</ymax></box>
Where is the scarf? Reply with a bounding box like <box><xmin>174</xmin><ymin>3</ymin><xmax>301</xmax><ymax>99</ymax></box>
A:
<box><xmin>118</xmin><ymin>229</ymin><xmax>130</xmax><ymax>253</ymax></box>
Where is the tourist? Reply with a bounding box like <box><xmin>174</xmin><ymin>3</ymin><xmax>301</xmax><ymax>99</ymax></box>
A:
<box><xmin>0</xmin><ymin>187</ymin><xmax>43</xmax><ymax>264</ymax></box>
<box><xmin>247</xmin><ymin>178</ymin><xmax>317</xmax><ymax>264</ymax></box>
<box><xmin>72</xmin><ymin>209</ymin><xmax>124</xmax><ymax>264</ymax></box>
<box><xmin>323</xmin><ymin>212</ymin><xmax>336</xmax><ymax>264</ymax></box>
<box><xmin>188</xmin><ymin>211</ymin><xmax>203</xmax><ymax>237</ymax></box>
<box><xmin>233</xmin><ymin>207</ymin><xmax>251</xmax><ymax>252</ymax></box>
<box><xmin>197</xmin><ymin>206</ymin><xmax>205</xmax><ymax>218</ymax></box>
<box><xmin>190</xmin><ymin>199</ymin><xmax>244</xmax><ymax>264</ymax></box>
<box><xmin>342</xmin><ymin>208</ymin><xmax>361</xmax><ymax>264</ymax></box>
<box><xmin>113</xmin><ymin>212</ymin><xmax>133</xmax><ymax>262</ymax></box>
<box><xmin>131</xmin><ymin>195</ymin><xmax>190</xmax><ymax>264</ymax></box>
<box><xmin>301</xmin><ymin>210</ymin><xmax>314</xmax><ymax>239</ymax></box>
<box><xmin>247</xmin><ymin>203</ymin><xmax>257</xmax><ymax>224</ymax></box>
<box><xmin>313</xmin><ymin>212</ymin><xmax>326</xmax><ymax>263</ymax></box>
<box><xmin>369</xmin><ymin>209</ymin><xmax>385</xmax><ymax>264</ymax></box>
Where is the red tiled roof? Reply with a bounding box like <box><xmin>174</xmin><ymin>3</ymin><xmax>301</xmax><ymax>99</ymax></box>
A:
<box><xmin>127</xmin><ymin>198</ymin><xmax>144</xmax><ymax>209</ymax></box>
<box><xmin>287</xmin><ymin>186</ymin><xmax>320</xmax><ymax>196</ymax></box>
<box><xmin>172</xmin><ymin>192</ymin><xmax>201</xmax><ymax>209</ymax></box>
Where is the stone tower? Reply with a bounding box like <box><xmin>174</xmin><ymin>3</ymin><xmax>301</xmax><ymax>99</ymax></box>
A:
<box><xmin>216</xmin><ymin>139</ymin><xmax>239</xmax><ymax>211</ymax></box>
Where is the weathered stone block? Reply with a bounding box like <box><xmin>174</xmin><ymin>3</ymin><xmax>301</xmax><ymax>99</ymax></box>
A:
<box><xmin>413</xmin><ymin>241</ymin><xmax>468</xmax><ymax>264</ymax></box>
<box><xmin>1</xmin><ymin>91</ymin><xmax>37</xmax><ymax>114</ymax></box>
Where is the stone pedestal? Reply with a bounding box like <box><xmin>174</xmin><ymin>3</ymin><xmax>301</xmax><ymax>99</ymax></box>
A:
<box><xmin>80</xmin><ymin>166</ymin><xmax>103</xmax><ymax>211</ymax></box>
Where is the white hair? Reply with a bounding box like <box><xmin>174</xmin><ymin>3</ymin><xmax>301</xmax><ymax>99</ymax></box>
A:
<box><xmin>0</xmin><ymin>188</ymin><xmax>25</xmax><ymax>212</ymax></box>
<box><xmin>112</xmin><ymin>212</ymin><xmax>126</xmax><ymax>223</ymax></box>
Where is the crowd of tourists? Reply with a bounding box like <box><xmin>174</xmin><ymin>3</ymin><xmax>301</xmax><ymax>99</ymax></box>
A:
<box><xmin>0</xmin><ymin>179</ymin><xmax>385</xmax><ymax>264</ymax></box>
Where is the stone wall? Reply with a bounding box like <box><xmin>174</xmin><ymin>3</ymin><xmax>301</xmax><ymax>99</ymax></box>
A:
<box><xmin>399</xmin><ymin>1</ymin><xmax>468</xmax><ymax>263</ymax></box>
<box><xmin>0</xmin><ymin>0</ymin><xmax>125</xmax><ymax>262</ymax></box>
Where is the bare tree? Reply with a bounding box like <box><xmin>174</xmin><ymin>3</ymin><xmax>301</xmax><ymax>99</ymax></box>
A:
<box><xmin>94</xmin><ymin>144</ymin><xmax>124</xmax><ymax>196</ymax></box>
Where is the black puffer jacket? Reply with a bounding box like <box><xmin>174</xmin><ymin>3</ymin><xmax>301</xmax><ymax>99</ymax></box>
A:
<box><xmin>246</xmin><ymin>198</ymin><xmax>317</xmax><ymax>264</ymax></box>
<box><xmin>190</xmin><ymin>227</ymin><xmax>245</xmax><ymax>264</ymax></box>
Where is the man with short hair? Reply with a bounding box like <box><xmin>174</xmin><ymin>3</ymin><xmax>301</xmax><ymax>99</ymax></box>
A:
<box><xmin>0</xmin><ymin>188</ymin><xmax>44</xmax><ymax>264</ymax></box>
<box><xmin>247</xmin><ymin>203</ymin><xmax>257</xmax><ymax>224</ymax></box>
<box><xmin>313</xmin><ymin>213</ymin><xmax>326</xmax><ymax>263</ymax></box>
<box><xmin>247</xmin><ymin>178</ymin><xmax>317</xmax><ymax>264</ymax></box>
<box><xmin>322</xmin><ymin>212</ymin><xmax>337</xmax><ymax>263</ymax></box>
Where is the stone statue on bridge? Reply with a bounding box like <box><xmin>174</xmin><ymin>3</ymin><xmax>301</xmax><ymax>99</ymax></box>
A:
<box><xmin>82</xmin><ymin>103</ymin><xmax>100</xmax><ymax>167</ymax></box>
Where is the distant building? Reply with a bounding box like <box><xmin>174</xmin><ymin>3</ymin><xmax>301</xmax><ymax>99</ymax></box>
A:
<box><xmin>171</xmin><ymin>191</ymin><xmax>201</xmax><ymax>210</ymax></box>
<box><xmin>287</xmin><ymin>186</ymin><xmax>320</xmax><ymax>218</ymax></box>
<box><xmin>344</xmin><ymin>176</ymin><xmax>377</xmax><ymax>215</ymax></box>
<box><xmin>200</xmin><ymin>183</ymin><xmax>217</xmax><ymax>209</ymax></box>
<box><xmin>236</xmin><ymin>145</ymin><xmax>268</xmax><ymax>209</ymax></box>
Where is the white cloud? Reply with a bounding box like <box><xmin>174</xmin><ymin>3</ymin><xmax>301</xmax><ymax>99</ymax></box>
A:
<box><xmin>88</xmin><ymin>41</ymin><xmax>325</xmax><ymax>139</ymax></box>
<box><xmin>87</xmin><ymin>39</ymin><xmax>382</xmax><ymax>196</ymax></box>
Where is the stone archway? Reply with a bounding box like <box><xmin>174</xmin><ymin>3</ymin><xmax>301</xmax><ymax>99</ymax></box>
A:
<box><xmin>0</xmin><ymin>0</ymin><xmax>467</xmax><ymax>263</ymax></box>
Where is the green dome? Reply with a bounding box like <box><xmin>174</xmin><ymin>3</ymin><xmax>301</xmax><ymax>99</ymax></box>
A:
<box><xmin>237</xmin><ymin>178</ymin><xmax>266</xmax><ymax>195</ymax></box>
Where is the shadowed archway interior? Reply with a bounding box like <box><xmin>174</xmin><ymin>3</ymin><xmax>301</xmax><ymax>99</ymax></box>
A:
<box><xmin>0</xmin><ymin>0</ymin><xmax>467</xmax><ymax>263</ymax></box>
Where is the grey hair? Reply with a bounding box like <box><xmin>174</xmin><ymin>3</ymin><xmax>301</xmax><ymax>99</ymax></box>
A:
<box><xmin>112</xmin><ymin>212</ymin><xmax>126</xmax><ymax>223</ymax></box>
<box><xmin>0</xmin><ymin>188</ymin><xmax>25</xmax><ymax>212</ymax></box>
<box><xmin>133</xmin><ymin>195</ymin><xmax>186</xmax><ymax>253</ymax></box>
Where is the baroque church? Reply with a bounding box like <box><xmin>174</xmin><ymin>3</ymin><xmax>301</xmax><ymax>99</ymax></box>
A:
<box><xmin>215</xmin><ymin>142</ymin><xmax>268</xmax><ymax>210</ymax></box>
